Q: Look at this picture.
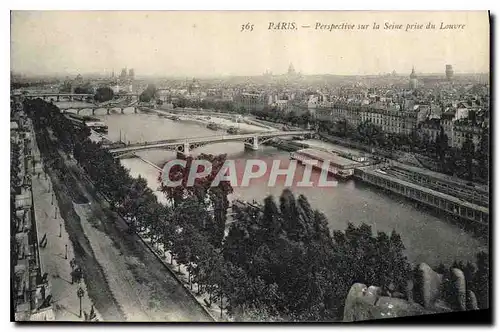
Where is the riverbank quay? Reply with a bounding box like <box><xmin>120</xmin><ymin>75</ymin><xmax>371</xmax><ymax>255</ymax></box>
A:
<box><xmin>263</xmin><ymin>138</ymin><xmax>309</xmax><ymax>152</ymax></box>
<box><xmin>354</xmin><ymin>165</ymin><xmax>489</xmax><ymax>229</ymax></box>
<box><xmin>63</xmin><ymin>159</ymin><xmax>216</xmax><ymax>321</ymax></box>
<box><xmin>314</xmin><ymin>131</ymin><xmax>489</xmax><ymax>228</ymax></box>
<box><xmin>140</xmin><ymin>107</ymin><xmax>269</xmax><ymax>134</ymax></box>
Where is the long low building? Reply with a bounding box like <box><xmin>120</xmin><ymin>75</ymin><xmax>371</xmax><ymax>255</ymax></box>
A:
<box><xmin>355</xmin><ymin>167</ymin><xmax>489</xmax><ymax>226</ymax></box>
<box><xmin>291</xmin><ymin>148</ymin><xmax>362</xmax><ymax>179</ymax></box>
<box><xmin>390</xmin><ymin>162</ymin><xmax>489</xmax><ymax>207</ymax></box>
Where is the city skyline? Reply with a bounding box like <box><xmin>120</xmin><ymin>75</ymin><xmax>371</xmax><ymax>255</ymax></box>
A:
<box><xmin>11</xmin><ymin>11</ymin><xmax>489</xmax><ymax>77</ymax></box>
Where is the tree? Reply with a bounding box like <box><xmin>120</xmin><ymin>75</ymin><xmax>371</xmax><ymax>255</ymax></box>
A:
<box><xmin>94</xmin><ymin>87</ymin><xmax>114</xmax><ymax>102</ymax></box>
<box><xmin>473</xmin><ymin>251</ymin><xmax>489</xmax><ymax>309</ymax></box>
<box><xmin>160</xmin><ymin>153</ymin><xmax>233</xmax><ymax>246</ymax></box>
<box><xmin>222</xmin><ymin>189</ymin><xmax>412</xmax><ymax>321</ymax></box>
<box><xmin>357</xmin><ymin>121</ymin><xmax>383</xmax><ymax>148</ymax></box>
<box><xmin>74</xmin><ymin>82</ymin><xmax>93</xmax><ymax>95</ymax></box>
<box><xmin>476</xmin><ymin>128</ymin><xmax>489</xmax><ymax>182</ymax></box>
<box><xmin>435</xmin><ymin>126</ymin><xmax>449</xmax><ymax>170</ymax></box>
<box><xmin>461</xmin><ymin>134</ymin><xmax>476</xmax><ymax>181</ymax></box>
<box><xmin>120</xmin><ymin>177</ymin><xmax>152</xmax><ymax>233</ymax></box>
<box><xmin>60</xmin><ymin>80</ymin><xmax>72</xmax><ymax>93</ymax></box>
<box><xmin>139</xmin><ymin>84</ymin><xmax>158</xmax><ymax>102</ymax></box>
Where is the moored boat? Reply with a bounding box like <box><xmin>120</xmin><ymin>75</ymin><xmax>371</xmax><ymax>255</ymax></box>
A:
<box><xmin>207</xmin><ymin>122</ymin><xmax>219</xmax><ymax>130</ymax></box>
<box><xmin>290</xmin><ymin>148</ymin><xmax>361</xmax><ymax>179</ymax></box>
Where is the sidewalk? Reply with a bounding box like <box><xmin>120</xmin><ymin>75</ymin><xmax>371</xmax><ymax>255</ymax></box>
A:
<box><xmin>31</xmin><ymin>160</ymin><xmax>101</xmax><ymax>321</ymax></box>
<box><xmin>140</xmin><ymin>237</ymin><xmax>231</xmax><ymax>321</ymax></box>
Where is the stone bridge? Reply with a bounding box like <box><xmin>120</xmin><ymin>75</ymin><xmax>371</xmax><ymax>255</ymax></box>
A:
<box><xmin>60</xmin><ymin>104</ymin><xmax>139</xmax><ymax>115</ymax></box>
<box><xmin>23</xmin><ymin>92</ymin><xmax>138</xmax><ymax>102</ymax></box>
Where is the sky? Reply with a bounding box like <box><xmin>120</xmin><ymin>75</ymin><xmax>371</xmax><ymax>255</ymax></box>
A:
<box><xmin>10</xmin><ymin>11</ymin><xmax>490</xmax><ymax>77</ymax></box>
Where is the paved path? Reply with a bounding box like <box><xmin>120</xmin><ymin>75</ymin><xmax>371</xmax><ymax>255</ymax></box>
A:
<box><xmin>53</xmin><ymin>156</ymin><xmax>212</xmax><ymax>322</ymax></box>
<box><xmin>32</xmin><ymin>167</ymin><xmax>101</xmax><ymax>321</ymax></box>
<box><xmin>31</xmin><ymin>123</ymin><xmax>212</xmax><ymax>321</ymax></box>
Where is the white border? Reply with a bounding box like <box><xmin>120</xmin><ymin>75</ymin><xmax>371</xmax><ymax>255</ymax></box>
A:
<box><xmin>2</xmin><ymin>1</ymin><xmax>496</xmax><ymax>331</ymax></box>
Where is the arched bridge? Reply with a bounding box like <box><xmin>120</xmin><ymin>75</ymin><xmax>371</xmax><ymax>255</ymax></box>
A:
<box><xmin>59</xmin><ymin>99</ymin><xmax>140</xmax><ymax>115</ymax></box>
<box><xmin>22</xmin><ymin>92</ymin><xmax>139</xmax><ymax>102</ymax></box>
<box><xmin>108</xmin><ymin>130</ymin><xmax>315</xmax><ymax>158</ymax></box>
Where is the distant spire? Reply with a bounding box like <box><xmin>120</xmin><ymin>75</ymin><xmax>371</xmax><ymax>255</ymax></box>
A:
<box><xmin>410</xmin><ymin>66</ymin><xmax>417</xmax><ymax>79</ymax></box>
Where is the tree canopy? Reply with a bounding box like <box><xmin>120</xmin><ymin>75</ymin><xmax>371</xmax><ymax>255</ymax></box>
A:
<box><xmin>139</xmin><ymin>84</ymin><xmax>158</xmax><ymax>102</ymax></box>
<box><xmin>94</xmin><ymin>86</ymin><xmax>114</xmax><ymax>102</ymax></box>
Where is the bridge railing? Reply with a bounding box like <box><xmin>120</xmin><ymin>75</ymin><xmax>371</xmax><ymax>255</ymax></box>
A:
<box><xmin>114</xmin><ymin>130</ymin><xmax>315</xmax><ymax>149</ymax></box>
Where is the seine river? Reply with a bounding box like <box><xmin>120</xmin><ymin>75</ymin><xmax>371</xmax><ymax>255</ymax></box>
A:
<box><xmin>78</xmin><ymin>108</ymin><xmax>487</xmax><ymax>267</ymax></box>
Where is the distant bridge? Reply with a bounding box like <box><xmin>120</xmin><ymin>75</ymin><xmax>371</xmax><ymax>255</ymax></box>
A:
<box><xmin>60</xmin><ymin>103</ymin><xmax>140</xmax><ymax>115</ymax></box>
<box><xmin>108</xmin><ymin>130</ymin><xmax>315</xmax><ymax>158</ymax></box>
<box><xmin>55</xmin><ymin>96</ymin><xmax>142</xmax><ymax>115</ymax></box>
<box><xmin>22</xmin><ymin>92</ymin><xmax>139</xmax><ymax>102</ymax></box>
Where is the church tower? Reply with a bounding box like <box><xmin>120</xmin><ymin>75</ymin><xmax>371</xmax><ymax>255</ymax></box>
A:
<box><xmin>409</xmin><ymin>66</ymin><xmax>418</xmax><ymax>89</ymax></box>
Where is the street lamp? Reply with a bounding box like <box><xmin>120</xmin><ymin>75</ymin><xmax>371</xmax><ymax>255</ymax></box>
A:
<box><xmin>77</xmin><ymin>287</ymin><xmax>85</xmax><ymax>318</ymax></box>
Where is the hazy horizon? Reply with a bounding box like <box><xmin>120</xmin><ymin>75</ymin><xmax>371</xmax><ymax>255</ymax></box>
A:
<box><xmin>11</xmin><ymin>11</ymin><xmax>490</xmax><ymax>77</ymax></box>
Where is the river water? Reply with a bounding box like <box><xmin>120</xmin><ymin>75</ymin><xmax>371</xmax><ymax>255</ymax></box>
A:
<box><xmin>76</xmin><ymin>108</ymin><xmax>487</xmax><ymax>266</ymax></box>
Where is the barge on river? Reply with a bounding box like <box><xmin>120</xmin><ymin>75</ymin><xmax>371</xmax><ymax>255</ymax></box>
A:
<box><xmin>64</xmin><ymin>113</ymin><xmax>108</xmax><ymax>133</ymax></box>
<box><xmin>290</xmin><ymin>148</ymin><xmax>361</xmax><ymax>179</ymax></box>
<box><xmin>207</xmin><ymin>122</ymin><xmax>219</xmax><ymax>130</ymax></box>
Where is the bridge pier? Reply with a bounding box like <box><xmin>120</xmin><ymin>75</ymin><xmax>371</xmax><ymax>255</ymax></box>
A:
<box><xmin>244</xmin><ymin>136</ymin><xmax>259</xmax><ymax>151</ymax></box>
<box><xmin>176</xmin><ymin>143</ymin><xmax>191</xmax><ymax>158</ymax></box>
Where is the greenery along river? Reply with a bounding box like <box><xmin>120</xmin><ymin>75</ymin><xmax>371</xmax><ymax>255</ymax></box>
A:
<box><xmin>74</xmin><ymin>109</ymin><xmax>488</xmax><ymax>267</ymax></box>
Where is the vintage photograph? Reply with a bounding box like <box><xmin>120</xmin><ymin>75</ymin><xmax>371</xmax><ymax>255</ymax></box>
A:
<box><xmin>10</xmin><ymin>11</ymin><xmax>490</xmax><ymax>322</ymax></box>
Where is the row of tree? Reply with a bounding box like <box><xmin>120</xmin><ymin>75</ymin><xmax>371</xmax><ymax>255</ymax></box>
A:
<box><xmin>251</xmin><ymin>108</ymin><xmax>313</xmax><ymax>127</ymax></box>
<box><xmin>172</xmin><ymin>97</ymin><xmax>246</xmax><ymax>114</ymax></box>
<box><xmin>58</xmin><ymin>82</ymin><xmax>115</xmax><ymax>103</ymax></box>
<box><xmin>24</xmin><ymin>98</ymin><xmax>489</xmax><ymax>321</ymax></box>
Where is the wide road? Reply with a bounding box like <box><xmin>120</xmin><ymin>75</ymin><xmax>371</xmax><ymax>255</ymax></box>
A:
<box><xmin>48</xmin><ymin>148</ymin><xmax>212</xmax><ymax>321</ymax></box>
